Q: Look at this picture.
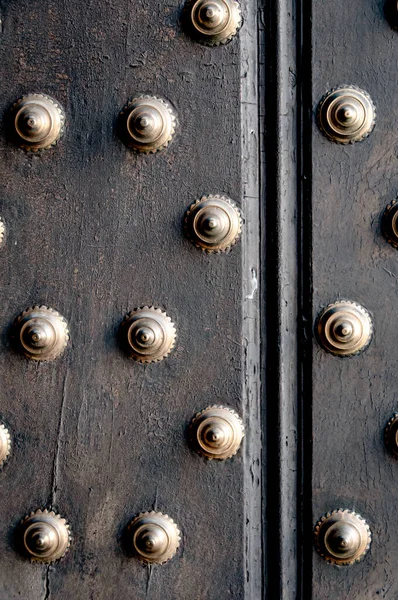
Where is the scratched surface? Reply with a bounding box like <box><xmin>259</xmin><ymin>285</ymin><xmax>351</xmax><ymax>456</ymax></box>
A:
<box><xmin>312</xmin><ymin>0</ymin><xmax>398</xmax><ymax>597</ymax></box>
<box><xmin>0</xmin><ymin>1</ymin><xmax>245</xmax><ymax>598</ymax></box>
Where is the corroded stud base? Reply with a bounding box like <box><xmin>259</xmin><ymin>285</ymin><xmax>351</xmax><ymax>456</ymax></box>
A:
<box><xmin>20</xmin><ymin>509</ymin><xmax>71</xmax><ymax>563</ymax></box>
<box><xmin>119</xmin><ymin>96</ymin><xmax>176</xmax><ymax>153</ymax></box>
<box><xmin>127</xmin><ymin>511</ymin><xmax>181</xmax><ymax>565</ymax></box>
<box><xmin>316</xmin><ymin>300</ymin><xmax>373</xmax><ymax>357</ymax></box>
<box><xmin>317</xmin><ymin>85</ymin><xmax>376</xmax><ymax>144</ymax></box>
<box><xmin>12</xmin><ymin>93</ymin><xmax>65</xmax><ymax>152</ymax></box>
<box><xmin>13</xmin><ymin>305</ymin><xmax>69</xmax><ymax>362</ymax></box>
<box><xmin>190</xmin><ymin>405</ymin><xmax>244</xmax><ymax>459</ymax></box>
<box><xmin>183</xmin><ymin>0</ymin><xmax>242</xmax><ymax>46</ymax></box>
<box><xmin>385</xmin><ymin>413</ymin><xmax>398</xmax><ymax>457</ymax></box>
<box><xmin>314</xmin><ymin>509</ymin><xmax>371</xmax><ymax>565</ymax></box>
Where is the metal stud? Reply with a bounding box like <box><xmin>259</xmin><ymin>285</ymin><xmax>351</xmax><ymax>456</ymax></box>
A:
<box><xmin>184</xmin><ymin>195</ymin><xmax>242</xmax><ymax>253</ymax></box>
<box><xmin>120</xmin><ymin>306</ymin><xmax>176</xmax><ymax>363</ymax></box>
<box><xmin>317</xmin><ymin>85</ymin><xmax>376</xmax><ymax>144</ymax></box>
<box><xmin>190</xmin><ymin>405</ymin><xmax>244</xmax><ymax>459</ymax></box>
<box><xmin>12</xmin><ymin>93</ymin><xmax>65</xmax><ymax>152</ymax></box>
<box><xmin>119</xmin><ymin>96</ymin><xmax>176</xmax><ymax>153</ymax></box>
<box><xmin>384</xmin><ymin>413</ymin><xmax>398</xmax><ymax>457</ymax></box>
<box><xmin>13</xmin><ymin>305</ymin><xmax>69</xmax><ymax>362</ymax></box>
<box><xmin>384</xmin><ymin>0</ymin><xmax>398</xmax><ymax>29</ymax></box>
<box><xmin>314</xmin><ymin>509</ymin><xmax>371</xmax><ymax>565</ymax></box>
<box><xmin>382</xmin><ymin>199</ymin><xmax>398</xmax><ymax>249</ymax></box>
<box><xmin>126</xmin><ymin>511</ymin><xmax>181</xmax><ymax>565</ymax></box>
<box><xmin>183</xmin><ymin>0</ymin><xmax>242</xmax><ymax>46</ymax></box>
<box><xmin>316</xmin><ymin>300</ymin><xmax>373</xmax><ymax>357</ymax></box>
<box><xmin>0</xmin><ymin>423</ymin><xmax>11</xmax><ymax>468</ymax></box>
<box><xmin>0</xmin><ymin>218</ymin><xmax>5</xmax><ymax>247</ymax></box>
<box><xmin>20</xmin><ymin>509</ymin><xmax>71</xmax><ymax>563</ymax></box>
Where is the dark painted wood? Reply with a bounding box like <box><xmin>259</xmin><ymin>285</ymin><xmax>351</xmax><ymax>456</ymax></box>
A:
<box><xmin>311</xmin><ymin>0</ymin><xmax>398</xmax><ymax>597</ymax></box>
<box><xmin>0</xmin><ymin>1</ymin><xmax>263</xmax><ymax>598</ymax></box>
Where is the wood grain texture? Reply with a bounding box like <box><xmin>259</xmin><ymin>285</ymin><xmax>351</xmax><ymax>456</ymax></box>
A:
<box><xmin>0</xmin><ymin>1</ymin><xmax>257</xmax><ymax>598</ymax></box>
<box><xmin>312</xmin><ymin>0</ymin><xmax>398</xmax><ymax>597</ymax></box>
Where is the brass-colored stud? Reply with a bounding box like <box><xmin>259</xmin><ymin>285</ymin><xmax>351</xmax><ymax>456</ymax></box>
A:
<box><xmin>12</xmin><ymin>93</ymin><xmax>65</xmax><ymax>152</ymax></box>
<box><xmin>382</xmin><ymin>199</ymin><xmax>398</xmax><ymax>249</ymax></box>
<box><xmin>0</xmin><ymin>218</ymin><xmax>5</xmax><ymax>247</ymax></box>
<box><xmin>184</xmin><ymin>195</ymin><xmax>242</xmax><ymax>253</ymax></box>
<box><xmin>120</xmin><ymin>306</ymin><xmax>176</xmax><ymax>363</ymax></box>
<box><xmin>183</xmin><ymin>0</ymin><xmax>242</xmax><ymax>46</ymax></box>
<box><xmin>0</xmin><ymin>423</ymin><xmax>11</xmax><ymax>468</ymax></box>
<box><xmin>317</xmin><ymin>85</ymin><xmax>376</xmax><ymax>144</ymax></box>
<box><xmin>190</xmin><ymin>405</ymin><xmax>244</xmax><ymax>459</ymax></box>
<box><xmin>20</xmin><ymin>509</ymin><xmax>71</xmax><ymax>563</ymax></box>
<box><xmin>127</xmin><ymin>511</ymin><xmax>181</xmax><ymax>565</ymax></box>
<box><xmin>385</xmin><ymin>413</ymin><xmax>398</xmax><ymax>457</ymax></box>
<box><xmin>13</xmin><ymin>305</ymin><xmax>69</xmax><ymax>362</ymax></box>
<box><xmin>314</xmin><ymin>509</ymin><xmax>371</xmax><ymax>565</ymax></box>
<box><xmin>119</xmin><ymin>96</ymin><xmax>176</xmax><ymax>153</ymax></box>
<box><xmin>316</xmin><ymin>300</ymin><xmax>373</xmax><ymax>357</ymax></box>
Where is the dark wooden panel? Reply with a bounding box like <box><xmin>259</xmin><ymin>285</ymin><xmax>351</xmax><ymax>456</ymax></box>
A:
<box><xmin>312</xmin><ymin>0</ymin><xmax>398</xmax><ymax>597</ymax></box>
<box><xmin>0</xmin><ymin>1</ymin><xmax>254</xmax><ymax>598</ymax></box>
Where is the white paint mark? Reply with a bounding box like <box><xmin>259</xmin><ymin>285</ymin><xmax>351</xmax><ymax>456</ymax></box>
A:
<box><xmin>245</xmin><ymin>268</ymin><xmax>258</xmax><ymax>300</ymax></box>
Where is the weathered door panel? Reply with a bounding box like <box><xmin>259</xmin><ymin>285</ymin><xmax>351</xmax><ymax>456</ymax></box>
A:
<box><xmin>0</xmin><ymin>1</ymin><xmax>262</xmax><ymax>598</ymax></box>
<box><xmin>311</xmin><ymin>0</ymin><xmax>398</xmax><ymax>597</ymax></box>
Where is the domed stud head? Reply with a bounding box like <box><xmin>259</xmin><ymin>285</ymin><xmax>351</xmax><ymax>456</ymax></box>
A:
<box><xmin>184</xmin><ymin>195</ymin><xmax>242</xmax><ymax>253</ymax></box>
<box><xmin>317</xmin><ymin>85</ymin><xmax>375</xmax><ymax>144</ymax></box>
<box><xmin>0</xmin><ymin>423</ymin><xmax>11</xmax><ymax>468</ymax></box>
<box><xmin>120</xmin><ymin>306</ymin><xmax>176</xmax><ymax>363</ymax></box>
<box><xmin>0</xmin><ymin>218</ymin><xmax>5</xmax><ymax>247</ymax></box>
<box><xmin>183</xmin><ymin>0</ymin><xmax>242</xmax><ymax>46</ymax></box>
<box><xmin>119</xmin><ymin>96</ymin><xmax>176</xmax><ymax>153</ymax></box>
<box><xmin>20</xmin><ymin>509</ymin><xmax>71</xmax><ymax>563</ymax></box>
<box><xmin>316</xmin><ymin>300</ymin><xmax>373</xmax><ymax>357</ymax></box>
<box><xmin>314</xmin><ymin>509</ymin><xmax>371</xmax><ymax>565</ymax></box>
<box><xmin>384</xmin><ymin>413</ymin><xmax>398</xmax><ymax>457</ymax></box>
<box><xmin>13</xmin><ymin>305</ymin><xmax>69</xmax><ymax>362</ymax></box>
<box><xmin>190</xmin><ymin>405</ymin><xmax>244</xmax><ymax>459</ymax></box>
<box><xmin>127</xmin><ymin>511</ymin><xmax>181</xmax><ymax>565</ymax></box>
<box><xmin>12</xmin><ymin>94</ymin><xmax>65</xmax><ymax>152</ymax></box>
<box><xmin>382</xmin><ymin>199</ymin><xmax>398</xmax><ymax>249</ymax></box>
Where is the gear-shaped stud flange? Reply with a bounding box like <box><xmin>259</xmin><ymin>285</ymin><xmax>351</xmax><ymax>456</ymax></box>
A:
<box><xmin>20</xmin><ymin>509</ymin><xmax>71</xmax><ymax>563</ymax></box>
<box><xmin>382</xmin><ymin>199</ymin><xmax>398</xmax><ymax>249</ymax></box>
<box><xmin>119</xmin><ymin>95</ymin><xmax>176</xmax><ymax>153</ymax></box>
<box><xmin>315</xmin><ymin>300</ymin><xmax>373</xmax><ymax>357</ymax></box>
<box><xmin>120</xmin><ymin>306</ymin><xmax>176</xmax><ymax>363</ymax></box>
<box><xmin>0</xmin><ymin>218</ymin><xmax>5</xmax><ymax>247</ymax></box>
<box><xmin>126</xmin><ymin>511</ymin><xmax>181</xmax><ymax>565</ymax></box>
<box><xmin>183</xmin><ymin>0</ymin><xmax>242</xmax><ymax>46</ymax></box>
<box><xmin>314</xmin><ymin>509</ymin><xmax>371</xmax><ymax>565</ymax></box>
<box><xmin>13</xmin><ymin>305</ymin><xmax>69</xmax><ymax>362</ymax></box>
<box><xmin>317</xmin><ymin>85</ymin><xmax>376</xmax><ymax>144</ymax></box>
<box><xmin>184</xmin><ymin>195</ymin><xmax>242</xmax><ymax>253</ymax></box>
<box><xmin>0</xmin><ymin>423</ymin><xmax>11</xmax><ymax>468</ymax></box>
<box><xmin>190</xmin><ymin>405</ymin><xmax>244</xmax><ymax>459</ymax></box>
<box><xmin>12</xmin><ymin>93</ymin><xmax>65</xmax><ymax>152</ymax></box>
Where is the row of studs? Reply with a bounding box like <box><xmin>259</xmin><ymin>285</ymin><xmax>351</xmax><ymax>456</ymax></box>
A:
<box><xmin>315</xmin><ymin>84</ymin><xmax>394</xmax><ymax>567</ymax></box>
<box><xmin>0</xmin><ymin>194</ymin><xmax>242</xmax><ymax>255</ymax></box>
<box><xmin>0</xmin><ymin>404</ymin><xmax>244</xmax><ymax>565</ymax></box>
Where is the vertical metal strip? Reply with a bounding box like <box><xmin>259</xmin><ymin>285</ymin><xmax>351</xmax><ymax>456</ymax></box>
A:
<box><xmin>241</xmin><ymin>0</ymin><xmax>263</xmax><ymax>597</ymax></box>
<box><xmin>263</xmin><ymin>0</ymin><xmax>299</xmax><ymax>597</ymax></box>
